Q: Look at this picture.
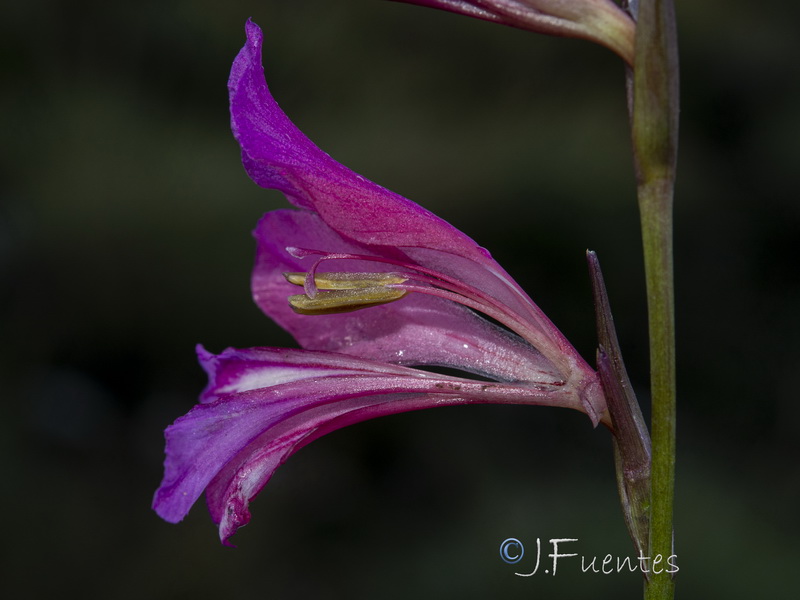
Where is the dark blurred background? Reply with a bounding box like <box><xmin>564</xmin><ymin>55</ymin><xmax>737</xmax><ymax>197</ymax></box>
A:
<box><xmin>2</xmin><ymin>1</ymin><xmax>798</xmax><ymax>598</ymax></box>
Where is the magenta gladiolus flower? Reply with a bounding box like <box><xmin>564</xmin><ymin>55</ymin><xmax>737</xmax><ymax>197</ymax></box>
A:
<box><xmin>152</xmin><ymin>20</ymin><xmax>608</xmax><ymax>545</ymax></box>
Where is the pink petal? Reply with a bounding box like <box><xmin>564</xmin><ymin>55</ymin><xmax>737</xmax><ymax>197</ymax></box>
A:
<box><xmin>153</xmin><ymin>346</ymin><xmax>579</xmax><ymax>544</ymax></box>
<box><xmin>230</xmin><ymin>20</ymin><xmax>492</xmax><ymax>266</ymax></box>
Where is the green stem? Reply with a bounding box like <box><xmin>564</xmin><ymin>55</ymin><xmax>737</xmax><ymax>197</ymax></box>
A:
<box><xmin>639</xmin><ymin>181</ymin><xmax>675</xmax><ymax>600</ymax></box>
<box><xmin>629</xmin><ymin>1</ymin><xmax>679</xmax><ymax>599</ymax></box>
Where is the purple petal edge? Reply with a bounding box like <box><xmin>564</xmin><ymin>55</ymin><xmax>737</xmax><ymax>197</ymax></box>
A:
<box><xmin>229</xmin><ymin>19</ymin><xmax>498</xmax><ymax>266</ymax></box>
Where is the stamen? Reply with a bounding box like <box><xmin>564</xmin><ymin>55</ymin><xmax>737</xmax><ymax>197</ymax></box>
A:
<box><xmin>284</xmin><ymin>271</ymin><xmax>410</xmax><ymax>314</ymax></box>
<box><xmin>288</xmin><ymin>287</ymin><xmax>408</xmax><ymax>315</ymax></box>
<box><xmin>281</xmin><ymin>247</ymin><xmax>544</xmax><ymax>347</ymax></box>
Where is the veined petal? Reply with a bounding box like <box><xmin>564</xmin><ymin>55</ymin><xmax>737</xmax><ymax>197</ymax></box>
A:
<box><xmin>153</xmin><ymin>346</ymin><xmax>580</xmax><ymax>544</ymax></box>
<box><xmin>230</xmin><ymin>20</ymin><xmax>485</xmax><ymax>262</ymax></box>
<box><xmin>197</xmin><ymin>343</ymin><xmax>429</xmax><ymax>402</ymax></box>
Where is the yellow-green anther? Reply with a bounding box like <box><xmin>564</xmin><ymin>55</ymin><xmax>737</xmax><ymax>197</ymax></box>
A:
<box><xmin>288</xmin><ymin>287</ymin><xmax>408</xmax><ymax>315</ymax></box>
<box><xmin>284</xmin><ymin>271</ymin><xmax>410</xmax><ymax>314</ymax></box>
<box><xmin>284</xmin><ymin>272</ymin><xmax>408</xmax><ymax>290</ymax></box>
